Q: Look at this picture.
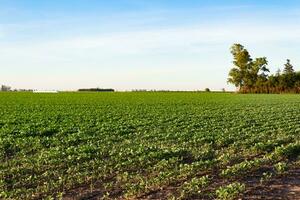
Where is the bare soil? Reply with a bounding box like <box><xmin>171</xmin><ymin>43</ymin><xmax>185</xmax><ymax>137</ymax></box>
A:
<box><xmin>244</xmin><ymin>168</ymin><xmax>300</xmax><ymax>200</ymax></box>
<box><xmin>62</xmin><ymin>168</ymin><xmax>300</xmax><ymax>200</ymax></box>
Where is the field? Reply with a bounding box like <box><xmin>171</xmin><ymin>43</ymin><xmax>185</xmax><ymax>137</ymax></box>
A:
<box><xmin>0</xmin><ymin>92</ymin><xmax>299</xmax><ymax>199</ymax></box>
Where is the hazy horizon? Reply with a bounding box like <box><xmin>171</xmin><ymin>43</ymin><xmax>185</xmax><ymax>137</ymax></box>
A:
<box><xmin>1</xmin><ymin>0</ymin><xmax>300</xmax><ymax>91</ymax></box>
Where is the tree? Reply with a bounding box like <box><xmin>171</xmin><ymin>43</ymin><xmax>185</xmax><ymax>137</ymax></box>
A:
<box><xmin>250</xmin><ymin>57</ymin><xmax>269</xmax><ymax>88</ymax></box>
<box><xmin>227</xmin><ymin>44</ymin><xmax>252</xmax><ymax>89</ymax></box>
<box><xmin>1</xmin><ymin>85</ymin><xmax>11</xmax><ymax>92</ymax></box>
<box><xmin>205</xmin><ymin>88</ymin><xmax>210</xmax><ymax>92</ymax></box>
<box><xmin>282</xmin><ymin>59</ymin><xmax>296</xmax><ymax>89</ymax></box>
<box><xmin>227</xmin><ymin>44</ymin><xmax>300</xmax><ymax>94</ymax></box>
<box><xmin>283</xmin><ymin>59</ymin><xmax>294</xmax><ymax>74</ymax></box>
<box><xmin>228</xmin><ymin>44</ymin><xmax>269</xmax><ymax>92</ymax></box>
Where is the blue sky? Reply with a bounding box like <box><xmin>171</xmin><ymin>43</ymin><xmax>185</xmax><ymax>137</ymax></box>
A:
<box><xmin>1</xmin><ymin>0</ymin><xmax>300</xmax><ymax>91</ymax></box>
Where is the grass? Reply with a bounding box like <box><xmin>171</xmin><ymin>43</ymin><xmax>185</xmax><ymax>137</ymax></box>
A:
<box><xmin>0</xmin><ymin>92</ymin><xmax>299</xmax><ymax>199</ymax></box>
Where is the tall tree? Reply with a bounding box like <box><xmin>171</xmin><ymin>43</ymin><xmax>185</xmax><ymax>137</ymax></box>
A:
<box><xmin>283</xmin><ymin>59</ymin><xmax>294</xmax><ymax>74</ymax></box>
<box><xmin>228</xmin><ymin>44</ymin><xmax>269</xmax><ymax>92</ymax></box>
<box><xmin>227</xmin><ymin>44</ymin><xmax>252</xmax><ymax>89</ymax></box>
<box><xmin>228</xmin><ymin>44</ymin><xmax>300</xmax><ymax>93</ymax></box>
<box><xmin>282</xmin><ymin>59</ymin><xmax>296</xmax><ymax>89</ymax></box>
<box><xmin>250</xmin><ymin>57</ymin><xmax>269</xmax><ymax>87</ymax></box>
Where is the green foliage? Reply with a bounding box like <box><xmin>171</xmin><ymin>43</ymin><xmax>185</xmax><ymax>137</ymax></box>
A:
<box><xmin>274</xmin><ymin>162</ymin><xmax>288</xmax><ymax>174</ymax></box>
<box><xmin>284</xmin><ymin>59</ymin><xmax>295</xmax><ymax>74</ymax></box>
<box><xmin>259</xmin><ymin>172</ymin><xmax>273</xmax><ymax>184</ymax></box>
<box><xmin>221</xmin><ymin>158</ymin><xmax>265</xmax><ymax>178</ymax></box>
<box><xmin>215</xmin><ymin>182</ymin><xmax>245</xmax><ymax>200</ymax></box>
<box><xmin>274</xmin><ymin>142</ymin><xmax>300</xmax><ymax>159</ymax></box>
<box><xmin>228</xmin><ymin>44</ymin><xmax>300</xmax><ymax>93</ymax></box>
<box><xmin>228</xmin><ymin>44</ymin><xmax>269</xmax><ymax>91</ymax></box>
<box><xmin>0</xmin><ymin>92</ymin><xmax>299</xmax><ymax>199</ymax></box>
<box><xmin>179</xmin><ymin>175</ymin><xmax>210</xmax><ymax>199</ymax></box>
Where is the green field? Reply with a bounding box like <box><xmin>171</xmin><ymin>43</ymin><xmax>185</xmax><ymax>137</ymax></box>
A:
<box><xmin>0</xmin><ymin>92</ymin><xmax>299</xmax><ymax>199</ymax></box>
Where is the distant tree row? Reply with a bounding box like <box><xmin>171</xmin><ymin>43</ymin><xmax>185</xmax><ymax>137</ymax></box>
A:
<box><xmin>228</xmin><ymin>44</ymin><xmax>300</xmax><ymax>93</ymax></box>
<box><xmin>78</xmin><ymin>88</ymin><xmax>115</xmax><ymax>92</ymax></box>
<box><xmin>1</xmin><ymin>85</ymin><xmax>11</xmax><ymax>91</ymax></box>
<box><xmin>0</xmin><ymin>85</ymin><xmax>35</xmax><ymax>92</ymax></box>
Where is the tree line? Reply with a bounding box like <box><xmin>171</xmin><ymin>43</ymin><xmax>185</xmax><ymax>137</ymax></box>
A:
<box><xmin>78</xmin><ymin>88</ymin><xmax>115</xmax><ymax>92</ymax></box>
<box><xmin>228</xmin><ymin>44</ymin><xmax>300</xmax><ymax>93</ymax></box>
<box><xmin>0</xmin><ymin>85</ymin><xmax>11</xmax><ymax>91</ymax></box>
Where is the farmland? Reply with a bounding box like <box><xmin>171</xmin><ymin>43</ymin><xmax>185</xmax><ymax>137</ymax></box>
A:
<box><xmin>0</xmin><ymin>92</ymin><xmax>299</xmax><ymax>199</ymax></box>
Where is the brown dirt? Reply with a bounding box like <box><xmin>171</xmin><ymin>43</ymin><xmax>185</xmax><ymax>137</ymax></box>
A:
<box><xmin>62</xmin><ymin>168</ymin><xmax>300</xmax><ymax>200</ymax></box>
<box><xmin>244</xmin><ymin>168</ymin><xmax>300</xmax><ymax>200</ymax></box>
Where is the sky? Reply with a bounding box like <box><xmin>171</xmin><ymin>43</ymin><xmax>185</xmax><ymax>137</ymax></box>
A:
<box><xmin>1</xmin><ymin>0</ymin><xmax>300</xmax><ymax>91</ymax></box>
